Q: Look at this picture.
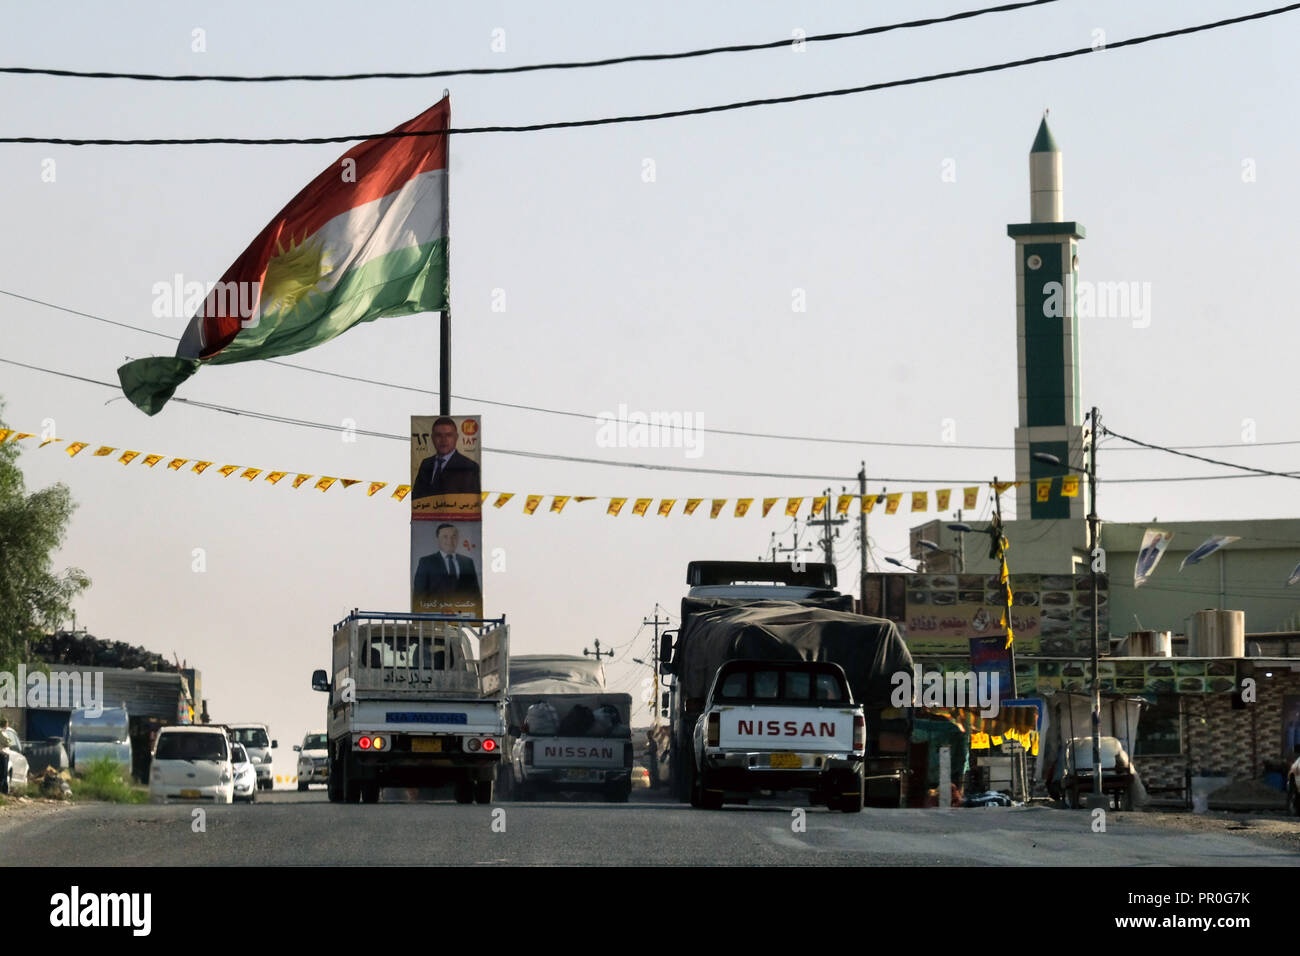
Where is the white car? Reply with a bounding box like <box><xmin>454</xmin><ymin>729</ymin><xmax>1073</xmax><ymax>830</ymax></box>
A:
<box><xmin>1</xmin><ymin>736</ymin><xmax>30</xmax><ymax>795</ymax></box>
<box><xmin>228</xmin><ymin>723</ymin><xmax>278</xmax><ymax>791</ymax></box>
<box><xmin>231</xmin><ymin>743</ymin><xmax>257</xmax><ymax>803</ymax></box>
<box><xmin>149</xmin><ymin>726</ymin><xmax>233</xmax><ymax>804</ymax></box>
<box><xmin>294</xmin><ymin>731</ymin><xmax>329</xmax><ymax>791</ymax></box>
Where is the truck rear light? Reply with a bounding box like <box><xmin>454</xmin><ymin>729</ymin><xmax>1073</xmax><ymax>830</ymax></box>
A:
<box><xmin>482</xmin><ymin>738</ymin><xmax>497</xmax><ymax>752</ymax></box>
<box><xmin>853</xmin><ymin>715</ymin><xmax>865</xmax><ymax>752</ymax></box>
<box><xmin>372</xmin><ymin>736</ymin><xmax>385</xmax><ymax>751</ymax></box>
<box><xmin>466</xmin><ymin>738</ymin><xmax>481</xmax><ymax>752</ymax></box>
<box><xmin>359</xmin><ymin>736</ymin><xmax>372</xmax><ymax>750</ymax></box>
<box><xmin>707</xmin><ymin>713</ymin><xmax>720</xmax><ymax>748</ymax></box>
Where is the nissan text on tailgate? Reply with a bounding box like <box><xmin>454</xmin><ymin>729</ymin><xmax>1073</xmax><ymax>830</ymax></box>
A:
<box><xmin>692</xmin><ymin>660</ymin><xmax>865</xmax><ymax>812</ymax></box>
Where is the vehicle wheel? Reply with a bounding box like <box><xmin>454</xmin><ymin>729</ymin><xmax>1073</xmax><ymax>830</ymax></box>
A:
<box><xmin>342</xmin><ymin>753</ymin><xmax>361</xmax><ymax>804</ymax></box>
<box><xmin>839</xmin><ymin>771</ymin><xmax>865</xmax><ymax>814</ymax></box>
<box><xmin>697</xmin><ymin>767</ymin><xmax>724</xmax><ymax>810</ymax></box>
<box><xmin>454</xmin><ymin>775</ymin><xmax>474</xmax><ymax>804</ymax></box>
<box><xmin>297</xmin><ymin>780</ymin><xmax>308</xmax><ymax>792</ymax></box>
<box><xmin>688</xmin><ymin>765</ymin><xmax>703</xmax><ymax>808</ymax></box>
<box><xmin>474</xmin><ymin>778</ymin><xmax>493</xmax><ymax>804</ymax></box>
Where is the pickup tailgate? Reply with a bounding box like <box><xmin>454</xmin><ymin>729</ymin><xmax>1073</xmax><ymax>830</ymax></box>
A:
<box><xmin>530</xmin><ymin>737</ymin><xmax>626</xmax><ymax>768</ymax></box>
<box><xmin>718</xmin><ymin>706</ymin><xmax>857</xmax><ymax>752</ymax></box>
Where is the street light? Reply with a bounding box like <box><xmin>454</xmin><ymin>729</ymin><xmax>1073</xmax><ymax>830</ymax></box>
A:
<box><xmin>1032</xmin><ymin>406</ymin><xmax>1103</xmax><ymax>804</ymax></box>
<box><xmin>919</xmin><ymin>537</ymin><xmax>965</xmax><ymax>573</ymax></box>
<box><xmin>884</xmin><ymin>556</ymin><xmax>918</xmax><ymax>572</ymax></box>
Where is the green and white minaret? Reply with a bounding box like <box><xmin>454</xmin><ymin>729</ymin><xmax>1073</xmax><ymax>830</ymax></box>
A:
<box><xmin>1008</xmin><ymin>115</ymin><xmax>1088</xmax><ymax>520</ymax></box>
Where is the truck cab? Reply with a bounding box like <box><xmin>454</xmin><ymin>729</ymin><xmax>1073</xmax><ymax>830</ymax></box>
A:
<box><xmin>692</xmin><ymin>659</ymin><xmax>865</xmax><ymax>812</ymax></box>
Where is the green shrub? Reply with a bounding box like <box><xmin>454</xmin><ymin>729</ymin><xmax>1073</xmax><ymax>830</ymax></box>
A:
<box><xmin>71</xmin><ymin>757</ymin><xmax>147</xmax><ymax>804</ymax></box>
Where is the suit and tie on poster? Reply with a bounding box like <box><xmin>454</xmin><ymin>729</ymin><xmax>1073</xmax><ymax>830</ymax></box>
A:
<box><xmin>411</xmin><ymin>415</ymin><xmax>484</xmax><ymax>617</ymax></box>
<box><xmin>411</xmin><ymin>520</ymin><xmax>483</xmax><ymax>616</ymax></box>
<box><xmin>411</xmin><ymin>415</ymin><xmax>482</xmax><ymax>519</ymax></box>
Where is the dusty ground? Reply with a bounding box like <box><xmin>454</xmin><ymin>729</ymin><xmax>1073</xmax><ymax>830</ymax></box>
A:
<box><xmin>1116</xmin><ymin>806</ymin><xmax>1300</xmax><ymax>855</ymax></box>
<box><xmin>0</xmin><ymin>793</ymin><xmax>79</xmax><ymax>835</ymax></box>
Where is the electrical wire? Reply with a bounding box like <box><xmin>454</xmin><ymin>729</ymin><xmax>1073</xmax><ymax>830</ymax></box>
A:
<box><xmin>4</xmin><ymin>4</ymin><xmax>1296</xmax><ymax>145</ymax></box>
<box><xmin>1104</xmin><ymin>425</ymin><xmax>1300</xmax><ymax>481</ymax></box>
<box><xmin>0</xmin><ymin>1</ymin><xmax>1061</xmax><ymax>83</ymax></box>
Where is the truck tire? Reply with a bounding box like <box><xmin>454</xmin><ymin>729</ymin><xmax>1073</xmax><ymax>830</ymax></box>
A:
<box><xmin>696</xmin><ymin>766</ymin><xmax>723</xmax><ymax>810</ymax></box>
<box><xmin>297</xmin><ymin>780</ymin><xmax>308</xmax><ymax>792</ymax></box>
<box><xmin>361</xmin><ymin>782</ymin><xmax>380</xmax><ymax>803</ymax></box>
<box><xmin>605</xmin><ymin>781</ymin><xmax>631</xmax><ymax>804</ymax></box>
<box><xmin>327</xmin><ymin>755</ymin><xmax>341</xmax><ymax>803</ymax></box>
<box><xmin>837</xmin><ymin>771</ymin><xmax>865</xmax><ymax>814</ymax></box>
<box><xmin>342</xmin><ymin>751</ymin><xmax>361</xmax><ymax>804</ymax></box>
<box><xmin>454</xmin><ymin>775</ymin><xmax>474</xmax><ymax>804</ymax></box>
<box><xmin>474</xmin><ymin>778</ymin><xmax>493</xmax><ymax>804</ymax></box>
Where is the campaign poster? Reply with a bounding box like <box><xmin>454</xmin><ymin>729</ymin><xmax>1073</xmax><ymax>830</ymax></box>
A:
<box><xmin>411</xmin><ymin>519</ymin><xmax>484</xmax><ymax>618</ymax></box>
<box><xmin>410</xmin><ymin>415</ymin><xmax>482</xmax><ymax>521</ymax></box>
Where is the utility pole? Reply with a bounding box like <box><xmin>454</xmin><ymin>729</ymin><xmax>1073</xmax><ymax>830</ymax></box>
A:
<box><xmin>583</xmin><ymin>639</ymin><xmax>614</xmax><ymax>660</ymax></box>
<box><xmin>775</xmin><ymin>519</ymin><xmax>815</xmax><ymax>568</ymax></box>
<box><xmin>858</xmin><ymin>464</ymin><xmax>868</xmax><ymax>609</ymax></box>
<box><xmin>641</xmin><ymin>605</ymin><xmax>671</xmax><ymax>727</ymax></box>
<box><xmin>1088</xmin><ymin>405</ymin><xmax>1102</xmax><ymax>801</ymax></box>
<box><xmin>806</xmin><ymin>486</ymin><xmax>848</xmax><ymax>567</ymax></box>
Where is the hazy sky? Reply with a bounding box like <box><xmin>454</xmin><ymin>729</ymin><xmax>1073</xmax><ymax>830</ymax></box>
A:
<box><xmin>2</xmin><ymin>1</ymin><xmax>1297</xmax><ymax>762</ymax></box>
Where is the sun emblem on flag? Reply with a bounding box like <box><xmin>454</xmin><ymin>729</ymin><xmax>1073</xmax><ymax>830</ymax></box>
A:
<box><xmin>261</xmin><ymin>234</ymin><xmax>333</xmax><ymax>317</ymax></box>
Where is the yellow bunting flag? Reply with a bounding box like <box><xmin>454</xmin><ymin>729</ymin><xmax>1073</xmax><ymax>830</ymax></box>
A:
<box><xmin>657</xmin><ymin>499</ymin><xmax>675</xmax><ymax>517</ymax></box>
<box><xmin>119</xmin><ymin>451</ymin><xmax>140</xmax><ymax>465</ymax></box>
<box><xmin>735</xmin><ymin>498</ymin><xmax>752</xmax><ymax>517</ymax></box>
<box><xmin>494</xmin><ymin>492</ymin><xmax>515</xmax><ymax>508</ymax></box>
<box><xmin>1035</xmin><ymin>477</ymin><xmax>1052</xmax><ymax>502</ymax></box>
<box><xmin>964</xmin><ymin>486</ymin><xmax>979</xmax><ymax>510</ymax></box>
<box><xmin>40</xmin><ymin>437</ymin><xmax>61</xmax><ymax>448</ymax></box>
<box><xmin>267</xmin><ymin>472</ymin><xmax>288</xmax><ymax>485</ymax></box>
<box><xmin>143</xmin><ymin>454</ymin><xmax>164</xmax><ymax>468</ymax></box>
<box><xmin>481</xmin><ymin>492</ymin><xmax>490</xmax><ymax>504</ymax></box>
<box><xmin>0</xmin><ymin>430</ymin><xmax>10</xmax><ymax>443</ymax></box>
<box><xmin>66</xmin><ymin>442</ymin><xmax>88</xmax><ymax>457</ymax></box>
<box><xmin>785</xmin><ymin>498</ymin><xmax>803</xmax><ymax>517</ymax></box>
<box><xmin>167</xmin><ymin>458</ymin><xmax>188</xmax><ymax>471</ymax></box>
<box><xmin>836</xmin><ymin>494</ymin><xmax>853</xmax><ymax>516</ymax></box>
<box><xmin>911</xmin><ymin>491</ymin><xmax>927</xmax><ymax>513</ymax></box>
<box><xmin>885</xmin><ymin>493</ymin><xmax>901</xmax><ymax>514</ymax></box>
<box><xmin>710</xmin><ymin>499</ymin><xmax>726</xmax><ymax>519</ymax></box>
<box><xmin>367</xmin><ymin>481</ymin><xmax>387</xmax><ymax>496</ymax></box>
<box><xmin>936</xmin><ymin>489</ymin><xmax>951</xmax><ymax>511</ymax></box>
<box><xmin>340</xmin><ymin>479</ymin><xmax>361</xmax><ymax>489</ymax></box>
<box><xmin>632</xmin><ymin>498</ymin><xmax>651</xmax><ymax>516</ymax></box>
<box><xmin>762</xmin><ymin>497</ymin><xmax>779</xmax><ymax>518</ymax></box>
<box><xmin>241</xmin><ymin>468</ymin><xmax>262</xmax><ymax>481</ymax></box>
<box><xmin>861</xmin><ymin>495</ymin><xmax>875</xmax><ymax>514</ymax></box>
<box><xmin>1061</xmin><ymin>475</ymin><xmax>1080</xmax><ymax>497</ymax></box>
<box><xmin>292</xmin><ymin>474</ymin><xmax>313</xmax><ymax>488</ymax></box>
<box><xmin>574</xmin><ymin>496</ymin><xmax>596</xmax><ymax>502</ymax></box>
<box><xmin>93</xmin><ymin>446</ymin><xmax>115</xmax><ymax>457</ymax></box>
<box><xmin>315</xmin><ymin>477</ymin><xmax>337</xmax><ymax>492</ymax></box>
<box><xmin>684</xmin><ymin>498</ymin><xmax>702</xmax><ymax>515</ymax></box>
<box><xmin>812</xmin><ymin>496</ymin><xmax>828</xmax><ymax>517</ymax></box>
<box><xmin>217</xmin><ymin>464</ymin><xmax>238</xmax><ymax>477</ymax></box>
<box><xmin>994</xmin><ymin>481</ymin><xmax>1016</xmax><ymax>494</ymax></box>
<box><xmin>10</xmin><ymin>433</ymin><xmax>33</xmax><ymax>442</ymax></box>
<box><xmin>551</xmin><ymin>495</ymin><xmax>570</xmax><ymax>513</ymax></box>
<box><xmin>392</xmin><ymin>485</ymin><xmax>411</xmax><ymax>502</ymax></box>
<box><xmin>607</xmin><ymin>497</ymin><xmax>626</xmax><ymax>516</ymax></box>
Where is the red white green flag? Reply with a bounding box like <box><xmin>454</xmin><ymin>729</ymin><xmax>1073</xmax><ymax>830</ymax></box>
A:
<box><xmin>119</xmin><ymin>98</ymin><xmax>450</xmax><ymax>414</ymax></box>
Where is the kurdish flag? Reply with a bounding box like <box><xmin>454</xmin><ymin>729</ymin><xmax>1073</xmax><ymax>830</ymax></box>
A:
<box><xmin>119</xmin><ymin>98</ymin><xmax>450</xmax><ymax>414</ymax></box>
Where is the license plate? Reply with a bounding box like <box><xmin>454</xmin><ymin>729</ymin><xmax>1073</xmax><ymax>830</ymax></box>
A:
<box><xmin>769</xmin><ymin>753</ymin><xmax>801</xmax><ymax>769</ymax></box>
<box><xmin>180</xmin><ymin>789</ymin><xmax>201</xmax><ymax>798</ymax></box>
<box><xmin>412</xmin><ymin>737</ymin><xmax>443</xmax><ymax>753</ymax></box>
<box><xmin>564</xmin><ymin>769</ymin><xmax>594</xmax><ymax>780</ymax></box>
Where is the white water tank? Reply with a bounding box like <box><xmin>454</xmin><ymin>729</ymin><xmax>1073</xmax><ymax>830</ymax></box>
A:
<box><xmin>1188</xmin><ymin>609</ymin><xmax>1245</xmax><ymax>657</ymax></box>
<box><xmin>1125</xmin><ymin>630</ymin><xmax>1171</xmax><ymax>657</ymax></box>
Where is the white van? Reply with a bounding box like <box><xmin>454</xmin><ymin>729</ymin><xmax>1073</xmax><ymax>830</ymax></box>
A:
<box><xmin>228</xmin><ymin>723</ymin><xmax>278</xmax><ymax>791</ymax></box>
<box><xmin>149</xmin><ymin>726</ymin><xmax>233</xmax><ymax>804</ymax></box>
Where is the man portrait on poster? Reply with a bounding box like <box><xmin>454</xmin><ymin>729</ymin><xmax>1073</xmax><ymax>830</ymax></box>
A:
<box><xmin>412</xmin><ymin>523</ymin><xmax>481</xmax><ymax>611</ymax></box>
<box><xmin>412</xmin><ymin>416</ymin><xmax>480</xmax><ymax>502</ymax></box>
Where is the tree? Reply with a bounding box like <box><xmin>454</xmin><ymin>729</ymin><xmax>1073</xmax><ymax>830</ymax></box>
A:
<box><xmin>0</xmin><ymin>399</ymin><xmax>90</xmax><ymax>673</ymax></box>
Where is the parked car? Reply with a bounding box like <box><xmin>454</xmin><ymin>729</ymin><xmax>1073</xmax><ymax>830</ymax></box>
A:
<box><xmin>630</xmin><ymin>766</ymin><xmax>652</xmax><ymax>789</ymax></box>
<box><xmin>0</xmin><ymin>739</ymin><xmax>30</xmax><ymax>795</ymax></box>
<box><xmin>228</xmin><ymin>723</ymin><xmax>277</xmax><ymax>791</ymax></box>
<box><xmin>149</xmin><ymin>726</ymin><xmax>233</xmax><ymax>804</ymax></box>
<box><xmin>294</xmin><ymin>731</ymin><xmax>328</xmax><ymax>791</ymax></box>
<box><xmin>231</xmin><ymin>743</ymin><xmax>257</xmax><ymax>804</ymax></box>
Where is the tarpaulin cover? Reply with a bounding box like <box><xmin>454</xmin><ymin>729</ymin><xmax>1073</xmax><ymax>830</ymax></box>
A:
<box><xmin>508</xmin><ymin>655</ymin><xmax>606</xmax><ymax>694</ymax></box>
<box><xmin>507</xmin><ymin>692</ymin><xmax>633</xmax><ymax>739</ymax></box>
<box><xmin>676</xmin><ymin>601</ymin><xmax>913</xmax><ymax>707</ymax></box>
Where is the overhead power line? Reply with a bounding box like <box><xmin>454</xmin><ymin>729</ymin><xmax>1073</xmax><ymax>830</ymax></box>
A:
<box><xmin>3</xmin><ymin>4</ymin><xmax>1296</xmax><ymax>145</ymax></box>
<box><xmin>2</xmin><ymin>354</ymin><xmax>1297</xmax><ymax>487</ymax></box>
<box><xmin>1103</xmin><ymin>426</ymin><xmax>1300</xmax><ymax>482</ymax></box>
<box><xmin>7</xmin><ymin>289</ymin><xmax>1299</xmax><ymax>455</ymax></box>
<box><xmin>0</xmin><ymin>1</ymin><xmax>1060</xmax><ymax>83</ymax></box>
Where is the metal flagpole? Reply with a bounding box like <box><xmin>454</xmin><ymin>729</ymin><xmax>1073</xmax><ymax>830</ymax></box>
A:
<box><xmin>439</xmin><ymin>89</ymin><xmax>451</xmax><ymax>416</ymax></box>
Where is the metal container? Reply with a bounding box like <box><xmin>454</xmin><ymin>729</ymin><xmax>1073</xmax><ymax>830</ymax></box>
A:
<box><xmin>1126</xmin><ymin>630</ymin><xmax>1171</xmax><ymax>657</ymax></box>
<box><xmin>1188</xmin><ymin>610</ymin><xmax>1246</xmax><ymax>657</ymax></box>
<box><xmin>68</xmin><ymin>706</ymin><xmax>130</xmax><ymax>742</ymax></box>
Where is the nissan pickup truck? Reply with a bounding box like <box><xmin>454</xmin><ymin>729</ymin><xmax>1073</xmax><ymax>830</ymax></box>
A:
<box><xmin>692</xmin><ymin>659</ymin><xmax>865</xmax><ymax>812</ymax></box>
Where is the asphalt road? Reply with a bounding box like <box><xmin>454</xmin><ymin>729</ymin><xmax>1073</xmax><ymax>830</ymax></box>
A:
<box><xmin>4</xmin><ymin>788</ymin><xmax>1298</xmax><ymax>866</ymax></box>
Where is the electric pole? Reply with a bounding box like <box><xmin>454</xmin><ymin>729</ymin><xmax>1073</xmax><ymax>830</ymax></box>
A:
<box><xmin>583</xmin><ymin>639</ymin><xmax>614</xmax><ymax>660</ymax></box>
<box><xmin>641</xmin><ymin>604</ymin><xmax>671</xmax><ymax>727</ymax></box>
<box><xmin>806</xmin><ymin>486</ymin><xmax>848</xmax><ymax>567</ymax></box>
<box><xmin>775</xmin><ymin>519</ymin><xmax>815</xmax><ymax>567</ymax></box>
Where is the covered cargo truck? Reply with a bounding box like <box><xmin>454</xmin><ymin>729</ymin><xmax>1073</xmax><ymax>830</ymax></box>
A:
<box><xmin>662</xmin><ymin>561</ymin><xmax>913</xmax><ymax>807</ymax></box>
